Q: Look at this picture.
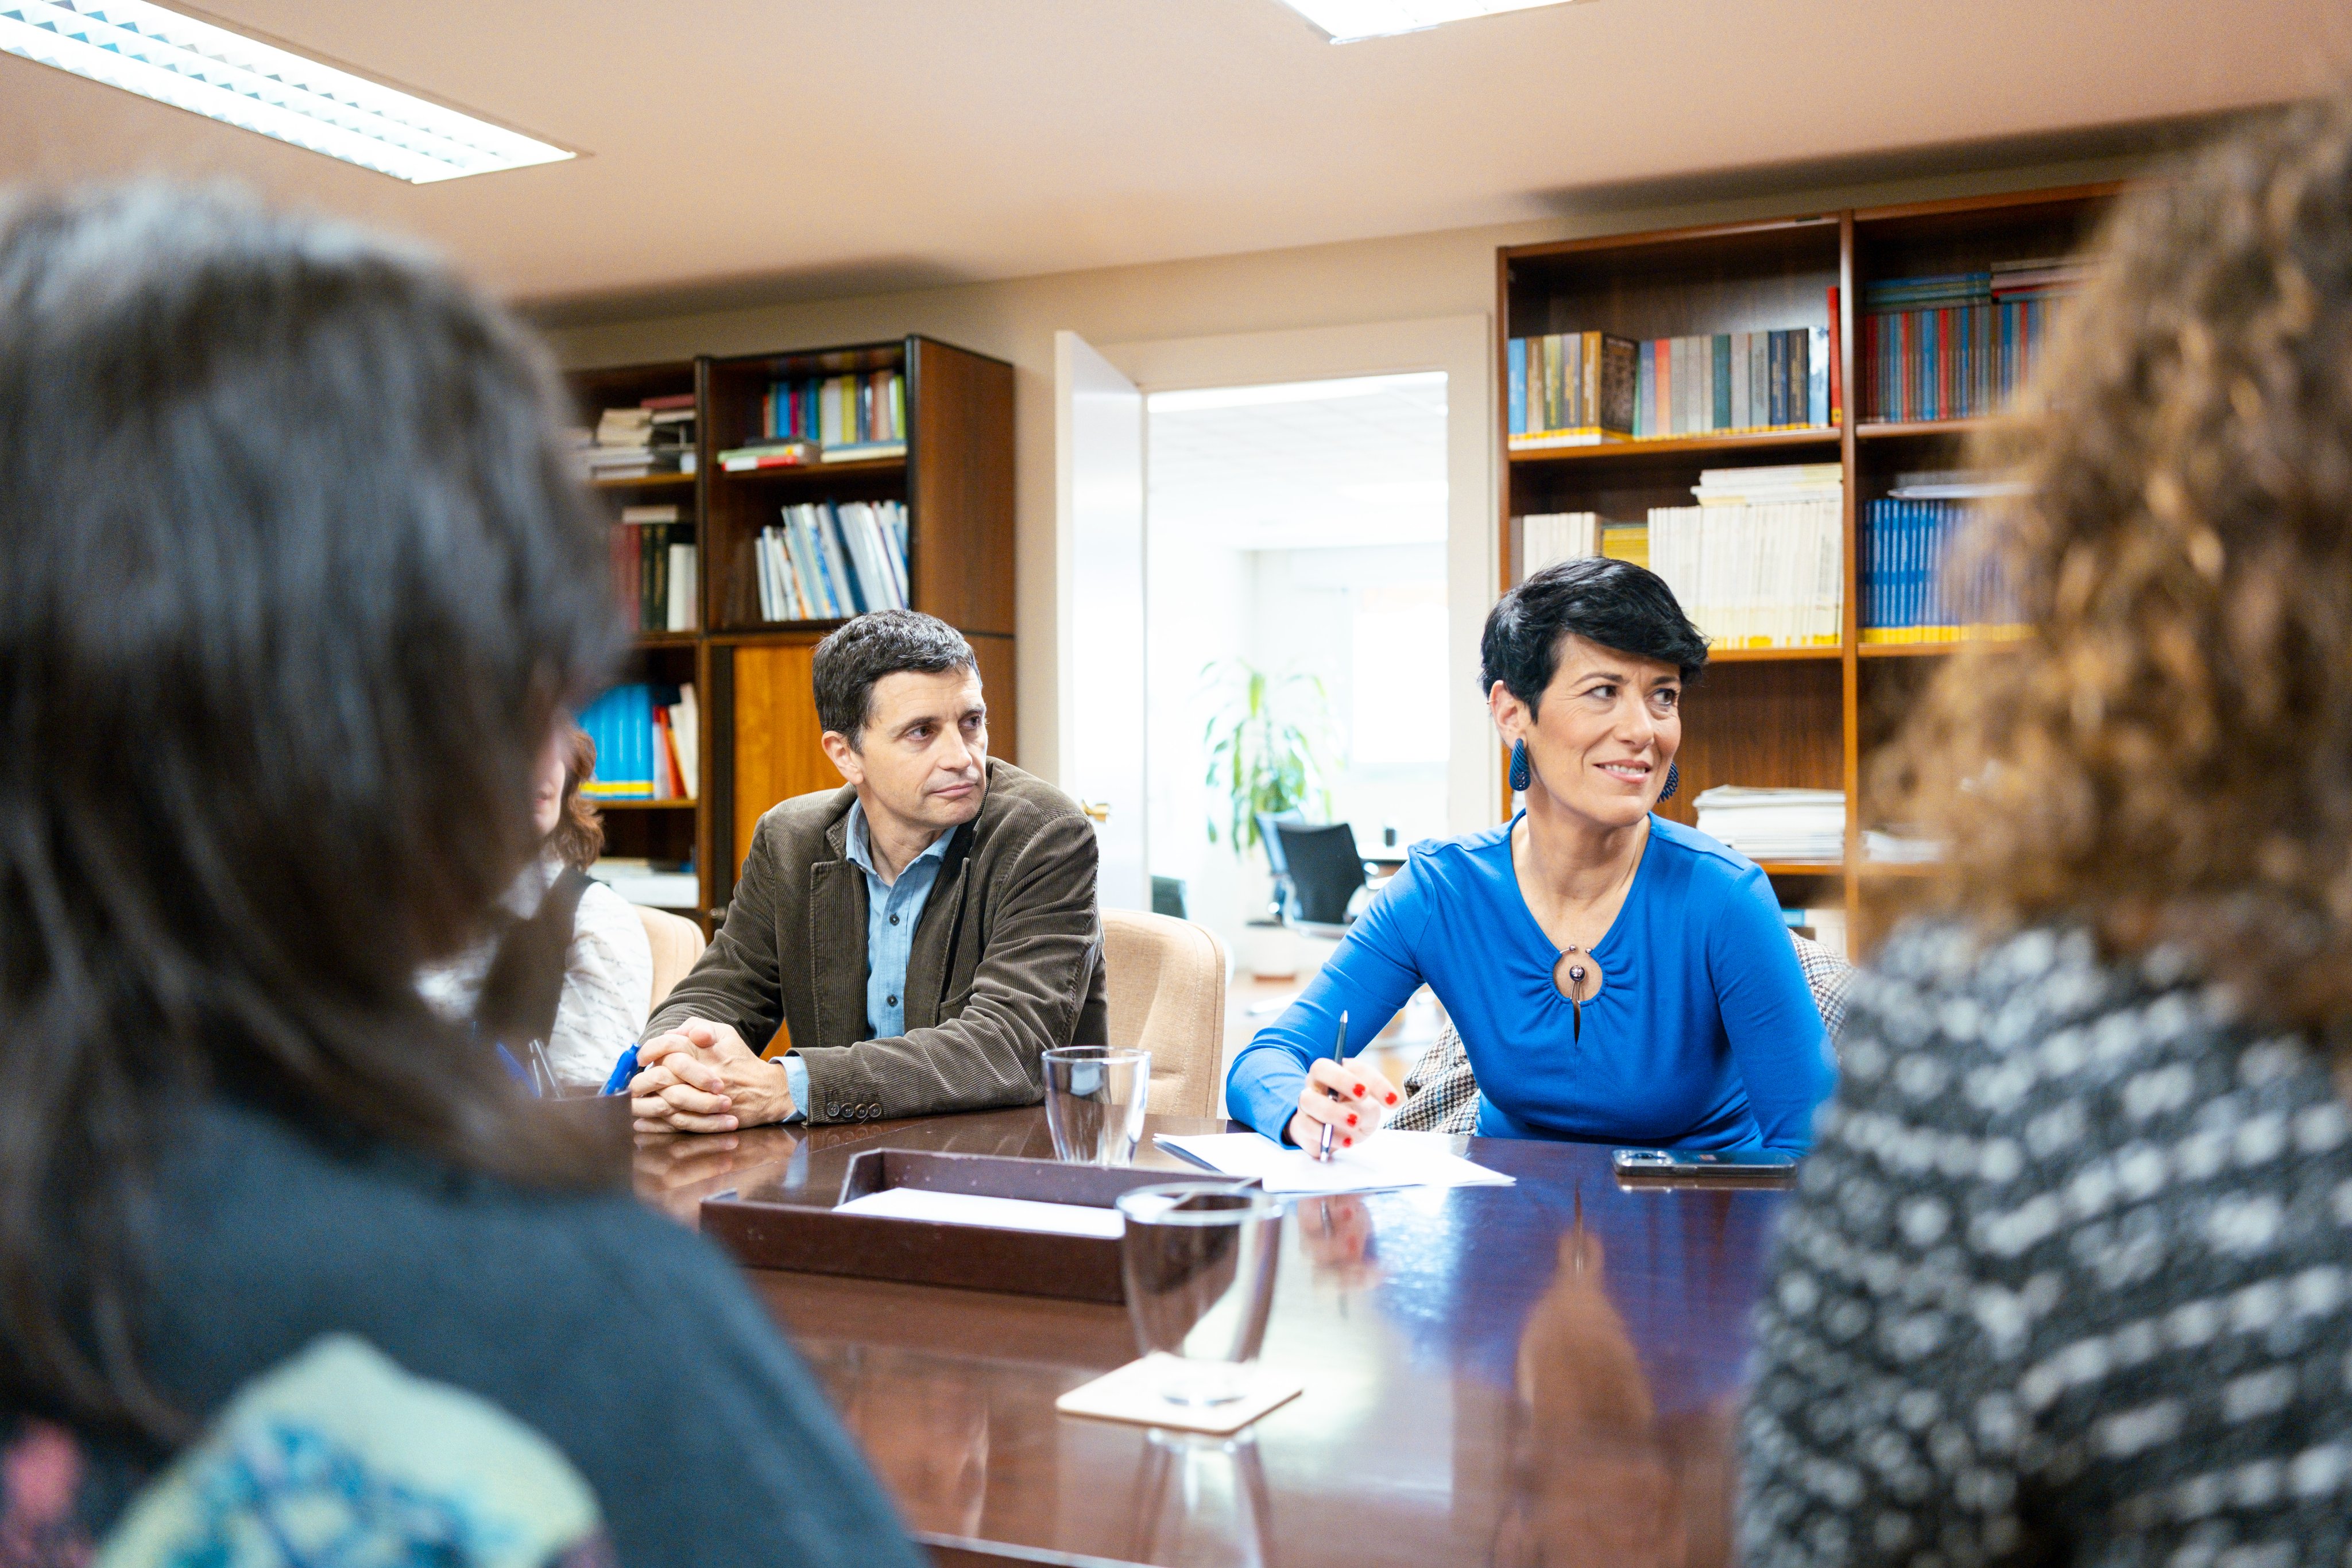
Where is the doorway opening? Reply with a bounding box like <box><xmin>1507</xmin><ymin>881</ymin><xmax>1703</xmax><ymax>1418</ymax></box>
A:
<box><xmin>1143</xmin><ymin>370</ymin><xmax>1452</xmax><ymax>985</ymax></box>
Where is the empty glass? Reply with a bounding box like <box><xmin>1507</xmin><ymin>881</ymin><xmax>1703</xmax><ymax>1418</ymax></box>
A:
<box><xmin>1113</xmin><ymin>1184</ymin><xmax>1285</xmax><ymax>1406</ymax></box>
<box><xmin>1042</xmin><ymin>1045</ymin><xmax>1150</xmax><ymax>1166</ymax></box>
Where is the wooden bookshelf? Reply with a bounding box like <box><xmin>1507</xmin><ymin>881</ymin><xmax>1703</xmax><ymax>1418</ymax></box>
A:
<box><xmin>1499</xmin><ymin>182</ymin><xmax>2123</xmax><ymax>916</ymax></box>
<box><xmin>566</xmin><ymin>335</ymin><xmax>1015</xmax><ymax>928</ymax></box>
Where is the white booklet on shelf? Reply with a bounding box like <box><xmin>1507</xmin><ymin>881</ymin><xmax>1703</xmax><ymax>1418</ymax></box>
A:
<box><xmin>1153</xmin><ymin>1130</ymin><xmax>1514</xmax><ymax>1197</ymax></box>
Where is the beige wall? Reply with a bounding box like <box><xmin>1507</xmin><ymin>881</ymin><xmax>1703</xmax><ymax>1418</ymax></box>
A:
<box><xmin>540</xmin><ymin>145</ymin><xmax>2157</xmax><ymax>785</ymax></box>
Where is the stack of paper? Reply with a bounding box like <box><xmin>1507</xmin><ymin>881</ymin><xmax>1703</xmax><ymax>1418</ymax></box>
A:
<box><xmin>1693</xmin><ymin>785</ymin><xmax>1846</xmax><ymax>863</ymax></box>
<box><xmin>1152</xmin><ymin>1130</ymin><xmax>1514</xmax><ymax>1197</ymax></box>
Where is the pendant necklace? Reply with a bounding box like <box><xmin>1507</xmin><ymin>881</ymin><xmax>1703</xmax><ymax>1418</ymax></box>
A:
<box><xmin>1557</xmin><ymin>838</ymin><xmax>1642</xmax><ymax>1043</ymax></box>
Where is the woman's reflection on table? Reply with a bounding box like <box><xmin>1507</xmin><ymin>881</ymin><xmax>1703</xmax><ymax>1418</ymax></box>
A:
<box><xmin>1493</xmin><ymin>1225</ymin><xmax>1732</xmax><ymax>1568</ymax></box>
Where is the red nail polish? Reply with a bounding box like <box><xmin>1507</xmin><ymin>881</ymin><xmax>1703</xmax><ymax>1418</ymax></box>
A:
<box><xmin>1344</xmin><ymin>1137</ymin><xmax>1353</xmax><ymax>1146</ymax></box>
<box><xmin>1347</xmin><ymin>1114</ymin><xmax>1358</xmax><ymax>1126</ymax></box>
<box><xmin>1352</xmin><ymin>1083</ymin><xmax>1365</xmax><ymax>1096</ymax></box>
<box><xmin>1385</xmin><ymin>1091</ymin><xmax>1398</xmax><ymax>1104</ymax></box>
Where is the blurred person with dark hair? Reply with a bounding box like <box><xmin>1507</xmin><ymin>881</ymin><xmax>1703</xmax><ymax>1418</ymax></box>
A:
<box><xmin>623</xmin><ymin>607</ymin><xmax>1108</xmax><ymax>1131</ymax></box>
<box><xmin>1742</xmin><ymin>96</ymin><xmax>2352</xmax><ymax>1566</ymax></box>
<box><xmin>1227</xmin><ymin>556</ymin><xmax>1833</xmax><ymax>1152</ymax></box>
<box><xmin>419</xmin><ymin>721</ymin><xmax>652</xmax><ymax>1092</ymax></box>
<box><xmin>0</xmin><ymin>185</ymin><xmax>916</xmax><ymax>1567</ymax></box>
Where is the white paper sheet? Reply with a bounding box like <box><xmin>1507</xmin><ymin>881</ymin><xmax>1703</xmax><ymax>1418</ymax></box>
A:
<box><xmin>834</xmin><ymin>1187</ymin><xmax>1125</xmax><ymax>1238</ymax></box>
<box><xmin>1152</xmin><ymin>1130</ymin><xmax>1515</xmax><ymax>1195</ymax></box>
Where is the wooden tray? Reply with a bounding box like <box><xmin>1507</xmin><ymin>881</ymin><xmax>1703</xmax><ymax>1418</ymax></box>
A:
<box><xmin>701</xmin><ymin>1149</ymin><xmax>1251</xmax><ymax>1303</ymax></box>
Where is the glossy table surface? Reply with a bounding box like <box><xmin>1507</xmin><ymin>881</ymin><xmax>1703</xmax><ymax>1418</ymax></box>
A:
<box><xmin>632</xmin><ymin>1109</ymin><xmax>1786</xmax><ymax>1567</ymax></box>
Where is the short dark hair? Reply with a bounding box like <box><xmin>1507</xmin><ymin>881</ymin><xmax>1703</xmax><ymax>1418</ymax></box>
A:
<box><xmin>813</xmin><ymin>609</ymin><xmax>978</xmax><ymax>743</ymax></box>
<box><xmin>1479</xmin><ymin>556</ymin><xmax>1709</xmax><ymax>712</ymax></box>
<box><xmin>0</xmin><ymin>187</ymin><xmax>618</xmax><ymax>1437</ymax></box>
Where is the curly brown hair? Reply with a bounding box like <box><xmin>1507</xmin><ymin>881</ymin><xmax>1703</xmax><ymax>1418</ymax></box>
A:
<box><xmin>1874</xmin><ymin>95</ymin><xmax>2352</xmax><ymax>1031</ymax></box>
<box><xmin>548</xmin><ymin>722</ymin><xmax>605</xmax><ymax>870</ymax></box>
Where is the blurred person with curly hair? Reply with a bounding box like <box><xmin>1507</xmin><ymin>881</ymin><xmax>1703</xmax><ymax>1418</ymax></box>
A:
<box><xmin>1740</xmin><ymin>95</ymin><xmax>2352</xmax><ymax>1566</ymax></box>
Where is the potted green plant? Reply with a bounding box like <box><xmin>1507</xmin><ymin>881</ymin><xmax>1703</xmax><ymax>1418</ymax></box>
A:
<box><xmin>1200</xmin><ymin>661</ymin><xmax>1338</xmax><ymax>976</ymax></box>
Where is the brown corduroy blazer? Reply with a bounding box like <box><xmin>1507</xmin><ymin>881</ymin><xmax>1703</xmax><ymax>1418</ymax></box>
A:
<box><xmin>646</xmin><ymin>760</ymin><xmax>1108</xmax><ymax>1125</ymax></box>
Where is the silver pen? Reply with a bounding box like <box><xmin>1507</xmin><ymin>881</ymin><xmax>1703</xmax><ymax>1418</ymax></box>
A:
<box><xmin>1316</xmin><ymin>1009</ymin><xmax>1348</xmax><ymax>1162</ymax></box>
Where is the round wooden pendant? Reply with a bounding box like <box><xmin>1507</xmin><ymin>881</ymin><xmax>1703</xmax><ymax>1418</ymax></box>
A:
<box><xmin>1553</xmin><ymin>951</ymin><xmax>1605</xmax><ymax>1004</ymax></box>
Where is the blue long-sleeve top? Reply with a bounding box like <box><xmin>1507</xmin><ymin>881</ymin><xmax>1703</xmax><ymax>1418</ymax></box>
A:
<box><xmin>1227</xmin><ymin>814</ymin><xmax>1835</xmax><ymax>1152</ymax></box>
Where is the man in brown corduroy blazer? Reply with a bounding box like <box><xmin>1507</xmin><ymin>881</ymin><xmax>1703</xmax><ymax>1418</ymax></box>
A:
<box><xmin>626</xmin><ymin>611</ymin><xmax>1107</xmax><ymax>1130</ymax></box>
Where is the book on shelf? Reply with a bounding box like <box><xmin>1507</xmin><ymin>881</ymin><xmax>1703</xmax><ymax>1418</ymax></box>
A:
<box><xmin>1859</xmin><ymin>258</ymin><xmax>2096</xmax><ymax>423</ymax></box>
<box><xmin>587</xmin><ymin>857</ymin><xmax>699</xmax><ymax>912</ymax></box>
<box><xmin>755</xmin><ymin>500</ymin><xmax>910</xmax><ymax>622</ymax></box>
<box><xmin>574</xmin><ymin>397</ymin><xmax>698</xmax><ymax>481</ymax></box>
<box><xmin>1645</xmin><ymin>466</ymin><xmax>1843</xmax><ymax>648</ymax></box>
<box><xmin>1863</xmin><ymin>827</ymin><xmax>1942</xmax><ymax>864</ymax></box>
<box><xmin>759</xmin><ymin>368</ymin><xmax>906</xmax><ymax>453</ymax></box>
<box><xmin>1693</xmin><ymin>786</ymin><xmax>1846</xmax><ymax>863</ymax></box>
<box><xmin>717</xmin><ymin>439</ymin><xmax>818</xmax><ymax>473</ymax></box>
<box><xmin>579</xmin><ymin>682</ymin><xmax>698</xmax><ymax>802</ymax></box>
<box><xmin>609</xmin><ymin>506</ymin><xmax>697</xmax><ymax>633</ymax></box>
<box><xmin>1859</xmin><ymin>490</ymin><xmax>2026</xmax><ymax>644</ymax></box>
<box><xmin>1514</xmin><ymin>512</ymin><xmax>1652</xmax><ymax>579</ymax></box>
<box><xmin>1508</xmin><ymin>307</ymin><xmax>1835</xmax><ymax>450</ymax></box>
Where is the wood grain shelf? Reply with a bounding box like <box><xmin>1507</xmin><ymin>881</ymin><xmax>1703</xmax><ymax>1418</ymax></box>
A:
<box><xmin>1500</xmin><ymin>180</ymin><xmax>2125</xmax><ymax>925</ymax></box>
<box><xmin>712</xmin><ymin>455</ymin><xmax>906</xmax><ymax>482</ymax></box>
<box><xmin>591</xmin><ymin>471</ymin><xmax>697</xmax><ymax>489</ymax></box>
<box><xmin>1854</xmin><ymin>417</ymin><xmax>1992</xmax><ymax>440</ymax></box>
<box><xmin>632</xmin><ymin>632</ymin><xmax>699</xmax><ymax>649</ymax></box>
<box><xmin>1508</xmin><ymin>427</ymin><xmax>1840</xmax><ymax>464</ymax></box>
<box><xmin>1708</xmin><ymin>645</ymin><xmax>1843</xmax><ymax>663</ymax></box>
<box><xmin>593</xmin><ymin>798</ymin><xmax>700</xmax><ymax>811</ymax></box>
<box><xmin>710</xmin><ymin>622</ymin><xmax>852</xmax><ymax>643</ymax></box>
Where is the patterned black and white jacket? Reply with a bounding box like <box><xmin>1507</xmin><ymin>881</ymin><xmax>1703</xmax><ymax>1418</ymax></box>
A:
<box><xmin>1740</xmin><ymin>922</ymin><xmax>2352</xmax><ymax>1568</ymax></box>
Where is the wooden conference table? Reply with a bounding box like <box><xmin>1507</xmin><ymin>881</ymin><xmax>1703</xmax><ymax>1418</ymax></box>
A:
<box><xmin>632</xmin><ymin>1109</ymin><xmax>1786</xmax><ymax>1568</ymax></box>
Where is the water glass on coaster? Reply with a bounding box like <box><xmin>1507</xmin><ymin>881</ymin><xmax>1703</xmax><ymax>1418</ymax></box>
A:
<box><xmin>1111</xmin><ymin>1184</ymin><xmax>1285</xmax><ymax>1407</ymax></box>
<box><xmin>1042</xmin><ymin>1045</ymin><xmax>1150</xmax><ymax>1166</ymax></box>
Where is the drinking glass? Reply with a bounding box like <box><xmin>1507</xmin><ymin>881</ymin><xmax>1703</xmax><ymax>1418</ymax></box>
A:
<box><xmin>1042</xmin><ymin>1046</ymin><xmax>1150</xmax><ymax>1166</ymax></box>
<box><xmin>1113</xmin><ymin>1184</ymin><xmax>1285</xmax><ymax>1406</ymax></box>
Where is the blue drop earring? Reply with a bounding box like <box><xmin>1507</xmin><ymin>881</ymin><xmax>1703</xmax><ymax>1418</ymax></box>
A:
<box><xmin>1656</xmin><ymin>762</ymin><xmax>1680</xmax><ymax>803</ymax></box>
<box><xmin>1509</xmin><ymin>738</ymin><xmax>1531</xmax><ymax>793</ymax></box>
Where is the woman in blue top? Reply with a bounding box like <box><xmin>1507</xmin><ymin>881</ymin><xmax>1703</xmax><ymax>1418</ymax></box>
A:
<box><xmin>1228</xmin><ymin>556</ymin><xmax>1834</xmax><ymax>1152</ymax></box>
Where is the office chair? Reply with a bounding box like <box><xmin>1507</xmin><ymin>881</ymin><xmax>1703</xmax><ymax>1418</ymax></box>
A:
<box><xmin>1273</xmin><ymin>820</ymin><xmax>1368</xmax><ymax>936</ymax></box>
<box><xmin>1254</xmin><ymin>808</ymin><xmax>1304</xmax><ymax>921</ymax></box>
<box><xmin>1101</xmin><ymin>908</ymin><xmax>1227</xmax><ymax>1118</ymax></box>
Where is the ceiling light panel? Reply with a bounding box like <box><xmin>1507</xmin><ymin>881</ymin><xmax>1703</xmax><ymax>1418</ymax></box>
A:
<box><xmin>0</xmin><ymin>1</ymin><xmax>572</xmax><ymax>182</ymax></box>
<box><xmin>1278</xmin><ymin>0</ymin><xmax>1579</xmax><ymax>43</ymax></box>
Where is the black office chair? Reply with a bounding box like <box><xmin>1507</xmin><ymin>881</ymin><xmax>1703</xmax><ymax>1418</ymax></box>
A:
<box><xmin>1255</xmin><ymin>809</ymin><xmax>1303</xmax><ymax>922</ymax></box>
<box><xmin>1273</xmin><ymin>820</ymin><xmax>1368</xmax><ymax>936</ymax></box>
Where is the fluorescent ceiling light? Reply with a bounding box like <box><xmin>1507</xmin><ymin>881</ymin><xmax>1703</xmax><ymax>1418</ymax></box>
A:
<box><xmin>0</xmin><ymin>1</ymin><xmax>572</xmax><ymax>183</ymax></box>
<box><xmin>1150</xmin><ymin>371</ymin><xmax>1444</xmax><ymax>413</ymax></box>
<box><xmin>1278</xmin><ymin>0</ymin><xmax>1579</xmax><ymax>42</ymax></box>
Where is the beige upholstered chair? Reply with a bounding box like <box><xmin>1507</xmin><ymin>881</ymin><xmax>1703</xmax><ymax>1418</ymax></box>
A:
<box><xmin>1102</xmin><ymin>908</ymin><xmax>1227</xmax><ymax>1119</ymax></box>
<box><xmin>635</xmin><ymin>905</ymin><xmax>708</xmax><ymax>1013</ymax></box>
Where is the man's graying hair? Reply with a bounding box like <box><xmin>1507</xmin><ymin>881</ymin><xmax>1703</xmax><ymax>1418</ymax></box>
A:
<box><xmin>813</xmin><ymin>609</ymin><xmax>978</xmax><ymax>744</ymax></box>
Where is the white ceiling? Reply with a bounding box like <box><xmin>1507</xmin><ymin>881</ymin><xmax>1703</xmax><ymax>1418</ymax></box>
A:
<box><xmin>1148</xmin><ymin>373</ymin><xmax>1449</xmax><ymax>551</ymax></box>
<box><xmin>0</xmin><ymin>0</ymin><xmax>2343</xmax><ymax>312</ymax></box>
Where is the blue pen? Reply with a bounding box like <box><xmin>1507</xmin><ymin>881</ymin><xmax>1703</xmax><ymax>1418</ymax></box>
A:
<box><xmin>1316</xmin><ymin>1009</ymin><xmax>1349</xmax><ymax>1162</ymax></box>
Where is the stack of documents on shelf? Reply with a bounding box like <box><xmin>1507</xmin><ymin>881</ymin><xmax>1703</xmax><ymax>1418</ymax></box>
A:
<box><xmin>1693</xmin><ymin>786</ymin><xmax>1846</xmax><ymax>863</ymax></box>
<box><xmin>1864</xmin><ymin>828</ymin><xmax>1944</xmax><ymax>865</ymax></box>
<box><xmin>1154</xmin><ymin>1130</ymin><xmax>1513</xmax><ymax>1196</ymax></box>
<box><xmin>1887</xmin><ymin>469</ymin><xmax>2028</xmax><ymax>500</ymax></box>
<box><xmin>1647</xmin><ymin>466</ymin><xmax>1843</xmax><ymax>649</ymax></box>
<box><xmin>577</xmin><ymin>405</ymin><xmax>694</xmax><ymax>479</ymax></box>
<box><xmin>588</xmin><ymin>857</ymin><xmax>699</xmax><ymax>911</ymax></box>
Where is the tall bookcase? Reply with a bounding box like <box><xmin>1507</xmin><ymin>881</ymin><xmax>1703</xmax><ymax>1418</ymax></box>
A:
<box><xmin>565</xmin><ymin>335</ymin><xmax>1015</xmax><ymax>927</ymax></box>
<box><xmin>1497</xmin><ymin>182</ymin><xmax>2122</xmax><ymax>918</ymax></box>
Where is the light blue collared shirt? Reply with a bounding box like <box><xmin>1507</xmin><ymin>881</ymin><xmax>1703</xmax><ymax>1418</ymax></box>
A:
<box><xmin>780</xmin><ymin>797</ymin><xmax>953</xmax><ymax>1120</ymax></box>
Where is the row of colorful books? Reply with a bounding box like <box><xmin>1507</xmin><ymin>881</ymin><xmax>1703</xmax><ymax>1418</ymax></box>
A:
<box><xmin>579</xmin><ymin>682</ymin><xmax>699</xmax><ymax>802</ymax></box>
<box><xmin>572</xmin><ymin>395</ymin><xmax>695</xmax><ymax>481</ymax></box>
<box><xmin>1859</xmin><ymin>494</ymin><xmax>2024</xmax><ymax>641</ymax></box>
<box><xmin>1859</xmin><ymin>259</ymin><xmax>2092</xmax><ymax>423</ymax></box>
<box><xmin>1520</xmin><ymin>511</ymin><xmax>1647</xmax><ymax>576</ymax></box>
<box><xmin>614</xmin><ymin>506</ymin><xmax>697</xmax><ymax>633</ymax></box>
<box><xmin>760</xmin><ymin>370</ymin><xmax>906</xmax><ymax>451</ymax></box>
<box><xmin>1506</xmin><ymin>305</ymin><xmax>1837</xmax><ymax>448</ymax></box>
<box><xmin>755</xmin><ymin>500</ymin><xmax>910</xmax><ymax>622</ymax></box>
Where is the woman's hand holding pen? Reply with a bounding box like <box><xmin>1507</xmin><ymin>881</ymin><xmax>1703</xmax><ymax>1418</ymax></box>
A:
<box><xmin>1286</xmin><ymin>1058</ymin><xmax>1402</xmax><ymax>1153</ymax></box>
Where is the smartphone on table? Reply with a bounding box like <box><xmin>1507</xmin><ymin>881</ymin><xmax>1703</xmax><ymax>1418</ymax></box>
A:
<box><xmin>1611</xmin><ymin>1147</ymin><xmax>1798</xmax><ymax>1187</ymax></box>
